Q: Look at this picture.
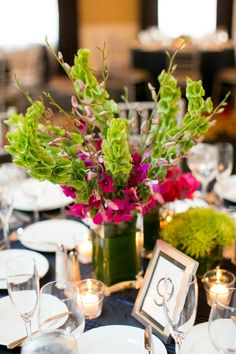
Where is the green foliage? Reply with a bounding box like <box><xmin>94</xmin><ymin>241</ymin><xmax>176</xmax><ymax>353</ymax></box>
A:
<box><xmin>102</xmin><ymin>118</ymin><xmax>132</xmax><ymax>179</ymax></box>
<box><xmin>4</xmin><ymin>43</ymin><xmax>229</xmax><ymax>208</ymax></box>
<box><xmin>160</xmin><ymin>208</ymin><xmax>236</xmax><ymax>260</ymax></box>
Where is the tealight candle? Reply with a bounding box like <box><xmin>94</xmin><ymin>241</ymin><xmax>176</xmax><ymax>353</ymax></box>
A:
<box><xmin>80</xmin><ymin>292</ymin><xmax>100</xmax><ymax>318</ymax></box>
<box><xmin>78</xmin><ymin>239</ymin><xmax>92</xmax><ymax>264</ymax></box>
<box><xmin>208</xmin><ymin>283</ymin><xmax>229</xmax><ymax>306</ymax></box>
<box><xmin>77</xmin><ymin>279</ymin><xmax>105</xmax><ymax>319</ymax></box>
<box><xmin>202</xmin><ymin>268</ymin><xmax>235</xmax><ymax>307</ymax></box>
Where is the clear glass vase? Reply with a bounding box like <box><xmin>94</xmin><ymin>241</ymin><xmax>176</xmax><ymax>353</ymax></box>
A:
<box><xmin>143</xmin><ymin>205</ymin><xmax>160</xmax><ymax>257</ymax></box>
<box><xmin>91</xmin><ymin>216</ymin><xmax>142</xmax><ymax>290</ymax></box>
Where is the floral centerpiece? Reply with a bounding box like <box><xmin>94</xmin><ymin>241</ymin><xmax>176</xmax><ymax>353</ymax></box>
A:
<box><xmin>160</xmin><ymin>208</ymin><xmax>236</xmax><ymax>275</ymax></box>
<box><xmin>5</xmin><ymin>42</ymin><xmax>227</xmax><ymax>287</ymax></box>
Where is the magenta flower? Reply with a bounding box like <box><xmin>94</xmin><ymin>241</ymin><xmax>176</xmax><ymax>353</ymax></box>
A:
<box><xmin>93</xmin><ymin>211</ymin><xmax>104</xmax><ymax>224</ymax></box>
<box><xmin>75</xmin><ymin>119</ymin><xmax>87</xmax><ymax>134</ymax></box>
<box><xmin>166</xmin><ymin>166</ymin><xmax>180</xmax><ymax>179</ymax></box>
<box><xmin>96</xmin><ymin>138</ymin><xmax>102</xmax><ymax>151</ymax></box>
<box><xmin>67</xmin><ymin>203</ymin><xmax>89</xmax><ymax>218</ymax></box>
<box><xmin>179</xmin><ymin>173</ymin><xmax>199</xmax><ymax>198</ymax></box>
<box><xmin>141</xmin><ymin>196</ymin><xmax>158</xmax><ymax>214</ymax></box>
<box><xmin>98</xmin><ymin>174</ymin><xmax>115</xmax><ymax>194</ymax></box>
<box><xmin>121</xmin><ymin>187</ymin><xmax>139</xmax><ymax>203</ymax></box>
<box><xmin>128</xmin><ymin>163</ymin><xmax>149</xmax><ymax>187</ymax></box>
<box><xmin>88</xmin><ymin>191</ymin><xmax>102</xmax><ymax>208</ymax></box>
<box><xmin>77</xmin><ymin>152</ymin><xmax>94</xmax><ymax>168</ymax></box>
<box><xmin>61</xmin><ymin>185</ymin><xmax>76</xmax><ymax>199</ymax></box>
<box><xmin>132</xmin><ymin>150</ymin><xmax>142</xmax><ymax>164</ymax></box>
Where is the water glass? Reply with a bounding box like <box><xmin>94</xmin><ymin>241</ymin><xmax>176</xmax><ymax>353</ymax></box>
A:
<box><xmin>186</xmin><ymin>143</ymin><xmax>218</xmax><ymax>197</ymax></box>
<box><xmin>38</xmin><ymin>280</ymin><xmax>85</xmax><ymax>339</ymax></box>
<box><xmin>21</xmin><ymin>329</ymin><xmax>78</xmax><ymax>354</ymax></box>
<box><xmin>6</xmin><ymin>256</ymin><xmax>39</xmax><ymax>338</ymax></box>
<box><xmin>163</xmin><ymin>270</ymin><xmax>198</xmax><ymax>354</ymax></box>
<box><xmin>208</xmin><ymin>287</ymin><xmax>236</xmax><ymax>353</ymax></box>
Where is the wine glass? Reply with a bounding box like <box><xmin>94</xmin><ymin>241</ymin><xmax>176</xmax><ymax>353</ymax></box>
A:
<box><xmin>208</xmin><ymin>287</ymin><xmax>236</xmax><ymax>353</ymax></box>
<box><xmin>162</xmin><ymin>270</ymin><xmax>198</xmax><ymax>354</ymax></box>
<box><xmin>6</xmin><ymin>256</ymin><xmax>39</xmax><ymax>339</ymax></box>
<box><xmin>21</xmin><ymin>329</ymin><xmax>78</xmax><ymax>354</ymax></box>
<box><xmin>38</xmin><ymin>280</ymin><xmax>85</xmax><ymax>339</ymax></box>
<box><xmin>0</xmin><ymin>186</ymin><xmax>13</xmax><ymax>248</ymax></box>
<box><xmin>0</xmin><ymin>163</ymin><xmax>26</xmax><ymax>248</ymax></box>
<box><xmin>215</xmin><ymin>142</ymin><xmax>234</xmax><ymax>206</ymax></box>
<box><xmin>186</xmin><ymin>143</ymin><xmax>218</xmax><ymax>198</ymax></box>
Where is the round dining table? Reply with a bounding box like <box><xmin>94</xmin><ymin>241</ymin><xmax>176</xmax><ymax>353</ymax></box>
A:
<box><xmin>0</xmin><ymin>211</ymin><xmax>235</xmax><ymax>354</ymax></box>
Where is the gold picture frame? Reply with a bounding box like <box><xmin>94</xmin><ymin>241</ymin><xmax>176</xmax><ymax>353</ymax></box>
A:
<box><xmin>132</xmin><ymin>240</ymin><xmax>199</xmax><ymax>343</ymax></box>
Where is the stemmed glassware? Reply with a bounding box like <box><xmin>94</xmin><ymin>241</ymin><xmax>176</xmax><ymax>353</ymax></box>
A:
<box><xmin>6</xmin><ymin>256</ymin><xmax>39</xmax><ymax>339</ymax></box>
<box><xmin>0</xmin><ymin>186</ymin><xmax>13</xmax><ymax>248</ymax></box>
<box><xmin>208</xmin><ymin>287</ymin><xmax>236</xmax><ymax>353</ymax></box>
<box><xmin>38</xmin><ymin>280</ymin><xmax>85</xmax><ymax>339</ymax></box>
<box><xmin>215</xmin><ymin>142</ymin><xmax>234</xmax><ymax>206</ymax></box>
<box><xmin>186</xmin><ymin>143</ymin><xmax>218</xmax><ymax>199</ymax></box>
<box><xmin>0</xmin><ymin>163</ymin><xmax>26</xmax><ymax>248</ymax></box>
<box><xmin>162</xmin><ymin>270</ymin><xmax>198</xmax><ymax>354</ymax></box>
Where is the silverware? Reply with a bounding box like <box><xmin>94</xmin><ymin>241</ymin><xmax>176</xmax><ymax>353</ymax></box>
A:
<box><xmin>7</xmin><ymin>311</ymin><xmax>71</xmax><ymax>349</ymax></box>
<box><xmin>144</xmin><ymin>324</ymin><xmax>153</xmax><ymax>354</ymax></box>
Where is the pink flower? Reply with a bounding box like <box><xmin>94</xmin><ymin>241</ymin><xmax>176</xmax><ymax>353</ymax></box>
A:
<box><xmin>128</xmin><ymin>163</ymin><xmax>149</xmax><ymax>187</ymax></box>
<box><xmin>104</xmin><ymin>198</ymin><xmax>134</xmax><ymax>223</ymax></box>
<box><xmin>132</xmin><ymin>150</ymin><xmax>142</xmax><ymax>164</ymax></box>
<box><xmin>158</xmin><ymin>180</ymin><xmax>182</xmax><ymax>202</ymax></box>
<box><xmin>93</xmin><ymin>211</ymin><xmax>104</xmax><ymax>224</ymax></box>
<box><xmin>88</xmin><ymin>191</ymin><xmax>102</xmax><ymax>208</ymax></box>
<box><xmin>179</xmin><ymin>173</ymin><xmax>199</xmax><ymax>198</ymax></box>
<box><xmin>77</xmin><ymin>152</ymin><xmax>94</xmax><ymax>168</ymax></box>
<box><xmin>141</xmin><ymin>196</ymin><xmax>158</xmax><ymax>214</ymax></box>
<box><xmin>76</xmin><ymin>119</ymin><xmax>86</xmax><ymax>134</ymax></box>
<box><xmin>98</xmin><ymin>174</ymin><xmax>115</xmax><ymax>194</ymax></box>
<box><xmin>96</xmin><ymin>138</ymin><xmax>102</xmax><ymax>151</ymax></box>
<box><xmin>166</xmin><ymin>166</ymin><xmax>180</xmax><ymax>179</ymax></box>
<box><xmin>61</xmin><ymin>185</ymin><xmax>76</xmax><ymax>199</ymax></box>
<box><xmin>67</xmin><ymin>203</ymin><xmax>89</xmax><ymax>218</ymax></box>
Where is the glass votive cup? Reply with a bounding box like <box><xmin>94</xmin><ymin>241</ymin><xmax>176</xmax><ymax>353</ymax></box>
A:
<box><xmin>78</xmin><ymin>238</ymin><xmax>92</xmax><ymax>264</ymax></box>
<box><xmin>202</xmin><ymin>268</ymin><xmax>236</xmax><ymax>307</ymax></box>
<box><xmin>77</xmin><ymin>279</ymin><xmax>105</xmax><ymax>319</ymax></box>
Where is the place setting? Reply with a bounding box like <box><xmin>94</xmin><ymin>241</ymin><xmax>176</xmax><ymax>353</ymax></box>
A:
<box><xmin>0</xmin><ymin>22</ymin><xmax>236</xmax><ymax>354</ymax></box>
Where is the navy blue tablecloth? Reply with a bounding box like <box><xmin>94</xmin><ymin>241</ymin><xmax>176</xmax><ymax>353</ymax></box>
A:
<box><xmin>0</xmin><ymin>218</ymin><xmax>235</xmax><ymax>354</ymax></box>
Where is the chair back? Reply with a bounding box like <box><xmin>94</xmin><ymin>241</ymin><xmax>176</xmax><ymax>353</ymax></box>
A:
<box><xmin>117</xmin><ymin>99</ymin><xmax>186</xmax><ymax>135</ymax></box>
<box><xmin>168</xmin><ymin>50</ymin><xmax>202</xmax><ymax>89</ymax></box>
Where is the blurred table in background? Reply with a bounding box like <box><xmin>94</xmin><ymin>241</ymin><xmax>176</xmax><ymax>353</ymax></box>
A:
<box><xmin>130</xmin><ymin>45</ymin><xmax>235</xmax><ymax>98</ymax></box>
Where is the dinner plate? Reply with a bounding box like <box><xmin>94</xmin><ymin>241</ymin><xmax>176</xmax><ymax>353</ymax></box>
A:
<box><xmin>181</xmin><ymin>322</ymin><xmax>218</xmax><ymax>354</ymax></box>
<box><xmin>0</xmin><ymin>249</ymin><xmax>49</xmax><ymax>289</ymax></box>
<box><xmin>0</xmin><ymin>295</ymin><xmax>68</xmax><ymax>346</ymax></box>
<box><xmin>78</xmin><ymin>325</ymin><xmax>167</xmax><ymax>354</ymax></box>
<box><xmin>167</xmin><ymin>197</ymin><xmax>208</xmax><ymax>214</ymax></box>
<box><xmin>20</xmin><ymin>219</ymin><xmax>90</xmax><ymax>252</ymax></box>
<box><xmin>214</xmin><ymin>175</ymin><xmax>236</xmax><ymax>203</ymax></box>
<box><xmin>13</xmin><ymin>178</ymin><xmax>73</xmax><ymax>211</ymax></box>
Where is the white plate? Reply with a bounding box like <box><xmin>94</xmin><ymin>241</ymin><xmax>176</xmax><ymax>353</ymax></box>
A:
<box><xmin>214</xmin><ymin>175</ymin><xmax>236</xmax><ymax>203</ymax></box>
<box><xmin>181</xmin><ymin>322</ymin><xmax>218</xmax><ymax>354</ymax></box>
<box><xmin>78</xmin><ymin>325</ymin><xmax>167</xmax><ymax>354</ymax></box>
<box><xmin>167</xmin><ymin>197</ymin><xmax>208</xmax><ymax>214</ymax></box>
<box><xmin>20</xmin><ymin>219</ymin><xmax>90</xmax><ymax>252</ymax></box>
<box><xmin>0</xmin><ymin>295</ymin><xmax>68</xmax><ymax>346</ymax></box>
<box><xmin>13</xmin><ymin>178</ymin><xmax>73</xmax><ymax>211</ymax></box>
<box><xmin>0</xmin><ymin>249</ymin><xmax>49</xmax><ymax>289</ymax></box>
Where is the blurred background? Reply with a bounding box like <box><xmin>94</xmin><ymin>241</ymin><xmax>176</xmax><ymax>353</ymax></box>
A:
<box><xmin>0</xmin><ymin>0</ymin><xmax>236</xmax><ymax>159</ymax></box>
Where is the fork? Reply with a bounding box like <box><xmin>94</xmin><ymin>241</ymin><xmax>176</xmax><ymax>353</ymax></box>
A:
<box><xmin>144</xmin><ymin>324</ymin><xmax>153</xmax><ymax>354</ymax></box>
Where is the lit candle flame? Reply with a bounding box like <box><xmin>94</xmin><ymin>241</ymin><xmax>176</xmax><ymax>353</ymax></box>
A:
<box><xmin>216</xmin><ymin>267</ymin><xmax>221</xmax><ymax>282</ymax></box>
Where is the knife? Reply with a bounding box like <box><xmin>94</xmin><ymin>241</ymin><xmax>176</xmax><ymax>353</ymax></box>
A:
<box><xmin>144</xmin><ymin>324</ymin><xmax>153</xmax><ymax>354</ymax></box>
<box><xmin>7</xmin><ymin>311</ymin><xmax>71</xmax><ymax>349</ymax></box>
